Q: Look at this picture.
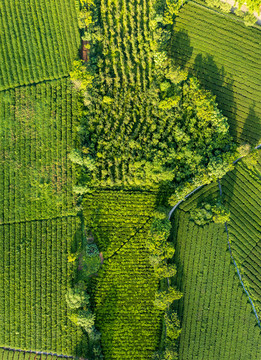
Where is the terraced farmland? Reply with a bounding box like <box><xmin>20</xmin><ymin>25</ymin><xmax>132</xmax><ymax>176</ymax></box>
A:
<box><xmin>221</xmin><ymin>155</ymin><xmax>261</xmax><ymax>318</ymax></box>
<box><xmin>171</xmin><ymin>0</ymin><xmax>261</xmax><ymax>145</ymax></box>
<box><xmin>172</xmin><ymin>197</ymin><xmax>261</xmax><ymax>360</ymax></box>
<box><xmin>0</xmin><ymin>0</ymin><xmax>79</xmax><ymax>90</ymax></box>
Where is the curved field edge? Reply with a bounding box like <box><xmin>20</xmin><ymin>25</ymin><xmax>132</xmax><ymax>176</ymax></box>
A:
<box><xmin>171</xmin><ymin>0</ymin><xmax>261</xmax><ymax>145</ymax></box>
<box><xmin>171</xmin><ymin>182</ymin><xmax>261</xmax><ymax>359</ymax></box>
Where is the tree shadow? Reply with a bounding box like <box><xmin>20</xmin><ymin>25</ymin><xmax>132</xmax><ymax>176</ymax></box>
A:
<box><xmin>168</xmin><ymin>29</ymin><xmax>193</xmax><ymax>69</ymax></box>
<box><xmin>193</xmin><ymin>54</ymin><xmax>237</xmax><ymax>142</ymax></box>
<box><xmin>240</xmin><ymin>103</ymin><xmax>261</xmax><ymax>145</ymax></box>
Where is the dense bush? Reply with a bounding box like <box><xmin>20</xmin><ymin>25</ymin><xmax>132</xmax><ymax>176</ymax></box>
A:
<box><xmin>190</xmin><ymin>201</ymin><xmax>230</xmax><ymax>225</ymax></box>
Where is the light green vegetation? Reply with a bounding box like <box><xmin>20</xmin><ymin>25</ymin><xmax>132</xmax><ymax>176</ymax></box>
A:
<box><xmin>221</xmin><ymin>151</ymin><xmax>261</xmax><ymax>317</ymax></box>
<box><xmin>0</xmin><ymin>79</ymin><xmax>87</xmax><ymax>355</ymax></box>
<box><xmin>0</xmin><ymin>0</ymin><xmax>79</xmax><ymax>90</ymax></box>
<box><xmin>0</xmin><ymin>350</ymin><xmax>65</xmax><ymax>360</ymax></box>
<box><xmin>171</xmin><ymin>0</ymin><xmax>261</xmax><ymax>145</ymax></box>
<box><xmin>84</xmin><ymin>191</ymin><xmax>162</xmax><ymax>359</ymax></box>
<box><xmin>0</xmin><ymin>216</ymin><xmax>87</xmax><ymax>354</ymax></box>
<box><xmin>172</xmin><ymin>185</ymin><xmax>261</xmax><ymax>359</ymax></box>
<box><xmin>0</xmin><ymin>79</ymin><xmax>79</xmax><ymax>223</ymax></box>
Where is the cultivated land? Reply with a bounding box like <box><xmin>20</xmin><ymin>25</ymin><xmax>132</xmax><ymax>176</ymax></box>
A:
<box><xmin>0</xmin><ymin>0</ymin><xmax>79</xmax><ymax>90</ymax></box>
<box><xmin>1</xmin><ymin>0</ymin><xmax>261</xmax><ymax>359</ymax></box>
<box><xmin>172</xmin><ymin>182</ymin><xmax>261</xmax><ymax>360</ymax></box>
<box><xmin>171</xmin><ymin>0</ymin><xmax>261</xmax><ymax>145</ymax></box>
<box><xmin>221</xmin><ymin>154</ymin><xmax>261</xmax><ymax>318</ymax></box>
<box><xmin>84</xmin><ymin>191</ymin><xmax>162</xmax><ymax>359</ymax></box>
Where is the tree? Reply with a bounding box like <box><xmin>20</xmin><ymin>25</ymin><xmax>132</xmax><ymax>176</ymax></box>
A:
<box><xmin>154</xmin><ymin>287</ymin><xmax>182</xmax><ymax>311</ymax></box>
<box><xmin>65</xmin><ymin>287</ymin><xmax>90</xmax><ymax>310</ymax></box>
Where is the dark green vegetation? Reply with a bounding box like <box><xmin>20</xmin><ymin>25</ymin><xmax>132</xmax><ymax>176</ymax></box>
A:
<box><xmin>172</xmin><ymin>0</ymin><xmax>261</xmax><ymax>145</ymax></box>
<box><xmin>221</xmin><ymin>152</ymin><xmax>261</xmax><ymax>318</ymax></box>
<box><xmin>0</xmin><ymin>0</ymin><xmax>79</xmax><ymax>90</ymax></box>
<box><xmin>74</xmin><ymin>0</ymin><xmax>235</xmax><ymax>200</ymax></box>
<box><xmin>172</xmin><ymin>182</ymin><xmax>261</xmax><ymax>360</ymax></box>
<box><xmin>0</xmin><ymin>217</ymin><xmax>83</xmax><ymax>352</ymax></box>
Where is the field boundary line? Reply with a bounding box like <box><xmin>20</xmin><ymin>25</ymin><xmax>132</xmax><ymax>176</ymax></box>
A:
<box><xmin>218</xmin><ymin>179</ymin><xmax>261</xmax><ymax>327</ymax></box>
<box><xmin>189</xmin><ymin>0</ymin><xmax>261</xmax><ymax>30</ymax></box>
<box><xmin>106</xmin><ymin>217</ymin><xmax>153</xmax><ymax>260</ymax></box>
<box><xmin>0</xmin><ymin>214</ymin><xmax>78</xmax><ymax>227</ymax></box>
<box><xmin>168</xmin><ymin>145</ymin><xmax>261</xmax><ymax>220</ymax></box>
<box><xmin>0</xmin><ymin>347</ymin><xmax>74</xmax><ymax>359</ymax></box>
<box><xmin>0</xmin><ymin>75</ymin><xmax>69</xmax><ymax>93</ymax></box>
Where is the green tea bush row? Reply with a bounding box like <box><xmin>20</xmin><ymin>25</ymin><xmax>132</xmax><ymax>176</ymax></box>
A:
<box><xmin>0</xmin><ymin>0</ymin><xmax>79</xmax><ymax>90</ymax></box>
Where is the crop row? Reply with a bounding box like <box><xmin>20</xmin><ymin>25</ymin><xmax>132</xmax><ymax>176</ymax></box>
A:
<box><xmin>0</xmin><ymin>79</ymin><xmax>78</xmax><ymax>224</ymax></box>
<box><xmin>95</xmin><ymin>223</ymin><xmax>161</xmax><ymax>360</ymax></box>
<box><xmin>83</xmin><ymin>190</ymin><xmax>158</xmax><ymax>256</ymax></box>
<box><xmin>172</xmin><ymin>210</ymin><xmax>261</xmax><ymax>359</ymax></box>
<box><xmin>173</xmin><ymin>1</ymin><xmax>261</xmax><ymax>144</ymax></box>
<box><xmin>0</xmin><ymin>0</ymin><xmax>79</xmax><ymax>90</ymax></box>
<box><xmin>0</xmin><ymin>216</ymin><xmax>84</xmax><ymax>355</ymax></box>
<box><xmin>0</xmin><ymin>349</ymin><xmax>73</xmax><ymax>360</ymax></box>
<box><xmin>221</xmin><ymin>160</ymin><xmax>261</xmax><ymax>317</ymax></box>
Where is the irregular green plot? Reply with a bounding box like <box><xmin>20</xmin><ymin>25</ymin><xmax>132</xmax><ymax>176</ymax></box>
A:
<box><xmin>0</xmin><ymin>0</ymin><xmax>79</xmax><ymax>90</ymax></box>
<box><xmin>172</xmin><ymin>195</ymin><xmax>261</xmax><ymax>359</ymax></box>
<box><xmin>171</xmin><ymin>0</ymin><xmax>261</xmax><ymax>145</ymax></box>
<box><xmin>221</xmin><ymin>156</ymin><xmax>261</xmax><ymax>317</ymax></box>
<box><xmin>0</xmin><ymin>79</ymin><xmax>78</xmax><ymax>223</ymax></box>
<box><xmin>0</xmin><ymin>216</ymin><xmax>87</xmax><ymax>355</ymax></box>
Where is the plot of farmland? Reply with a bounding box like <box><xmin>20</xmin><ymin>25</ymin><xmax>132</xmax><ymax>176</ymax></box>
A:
<box><xmin>0</xmin><ymin>79</ymin><xmax>78</xmax><ymax>223</ymax></box>
<box><xmin>172</xmin><ymin>199</ymin><xmax>261</xmax><ymax>360</ymax></box>
<box><xmin>171</xmin><ymin>0</ymin><xmax>261</xmax><ymax>145</ymax></box>
<box><xmin>0</xmin><ymin>216</ymin><xmax>86</xmax><ymax>354</ymax></box>
<box><xmin>0</xmin><ymin>0</ymin><xmax>79</xmax><ymax>90</ymax></box>
<box><xmin>221</xmin><ymin>154</ymin><xmax>261</xmax><ymax>318</ymax></box>
<box><xmin>84</xmin><ymin>191</ymin><xmax>162</xmax><ymax>360</ymax></box>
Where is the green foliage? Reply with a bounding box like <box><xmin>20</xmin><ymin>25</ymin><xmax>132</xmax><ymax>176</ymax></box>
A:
<box><xmin>173</xmin><ymin>208</ymin><xmax>261</xmax><ymax>359</ymax></box>
<box><xmin>243</xmin><ymin>11</ymin><xmax>257</xmax><ymax>26</ymax></box>
<box><xmin>221</xmin><ymin>160</ymin><xmax>261</xmax><ymax>318</ymax></box>
<box><xmin>65</xmin><ymin>287</ymin><xmax>90</xmax><ymax>310</ymax></box>
<box><xmin>0</xmin><ymin>80</ymin><xmax>79</xmax><ymax>223</ymax></box>
<box><xmin>70</xmin><ymin>60</ymin><xmax>94</xmax><ymax>92</ymax></box>
<box><xmin>0</xmin><ymin>217</ymin><xmax>84</xmax><ymax>353</ymax></box>
<box><xmin>154</xmin><ymin>287</ymin><xmax>183</xmax><ymax>311</ymax></box>
<box><xmin>69</xmin><ymin>309</ymin><xmax>95</xmax><ymax>333</ymax></box>
<box><xmin>0</xmin><ymin>0</ymin><xmax>79</xmax><ymax>91</ymax></box>
<box><xmin>172</xmin><ymin>1</ymin><xmax>261</xmax><ymax>145</ymax></box>
<box><xmin>190</xmin><ymin>201</ymin><xmax>230</xmax><ymax>225</ymax></box>
<box><xmin>71</xmin><ymin>0</ymin><xmax>235</xmax><ymax>195</ymax></box>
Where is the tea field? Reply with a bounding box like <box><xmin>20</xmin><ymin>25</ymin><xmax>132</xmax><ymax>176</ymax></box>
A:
<box><xmin>84</xmin><ymin>191</ymin><xmax>162</xmax><ymax>360</ymax></box>
<box><xmin>171</xmin><ymin>0</ymin><xmax>261</xmax><ymax>145</ymax></box>
<box><xmin>0</xmin><ymin>0</ymin><xmax>79</xmax><ymax>90</ymax></box>
<box><xmin>172</xmin><ymin>188</ymin><xmax>261</xmax><ymax>359</ymax></box>
<box><xmin>221</xmin><ymin>154</ymin><xmax>261</xmax><ymax>318</ymax></box>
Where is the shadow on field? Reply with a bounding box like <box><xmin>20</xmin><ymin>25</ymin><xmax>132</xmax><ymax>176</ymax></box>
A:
<box><xmin>241</xmin><ymin>103</ymin><xmax>261</xmax><ymax>145</ymax></box>
<box><xmin>192</xmin><ymin>54</ymin><xmax>237</xmax><ymax>142</ymax></box>
<box><xmin>169</xmin><ymin>29</ymin><xmax>193</xmax><ymax>68</ymax></box>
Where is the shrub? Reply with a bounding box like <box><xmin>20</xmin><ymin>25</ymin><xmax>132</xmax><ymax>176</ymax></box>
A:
<box><xmin>65</xmin><ymin>287</ymin><xmax>90</xmax><ymax>310</ymax></box>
